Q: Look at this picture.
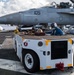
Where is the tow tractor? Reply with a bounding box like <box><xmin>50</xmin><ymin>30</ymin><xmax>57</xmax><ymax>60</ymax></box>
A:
<box><xmin>13</xmin><ymin>29</ymin><xmax>74</xmax><ymax>73</ymax></box>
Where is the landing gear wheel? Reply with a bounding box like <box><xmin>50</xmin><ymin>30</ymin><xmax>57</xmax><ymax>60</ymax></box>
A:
<box><xmin>22</xmin><ymin>50</ymin><xmax>39</xmax><ymax>73</ymax></box>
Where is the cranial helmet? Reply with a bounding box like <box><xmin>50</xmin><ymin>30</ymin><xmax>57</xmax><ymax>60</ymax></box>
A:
<box><xmin>51</xmin><ymin>23</ymin><xmax>57</xmax><ymax>28</ymax></box>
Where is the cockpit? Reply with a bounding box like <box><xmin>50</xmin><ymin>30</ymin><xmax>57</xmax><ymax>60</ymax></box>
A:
<box><xmin>46</xmin><ymin>1</ymin><xmax>72</xmax><ymax>9</ymax></box>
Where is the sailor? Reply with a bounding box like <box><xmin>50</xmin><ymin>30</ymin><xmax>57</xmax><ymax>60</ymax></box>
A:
<box><xmin>51</xmin><ymin>23</ymin><xmax>65</xmax><ymax>35</ymax></box>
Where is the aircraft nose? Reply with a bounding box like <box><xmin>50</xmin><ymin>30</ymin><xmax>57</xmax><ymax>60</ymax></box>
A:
<box><xmin>0</xmin><ymin>13</ymin><xmax>22</xmax><ymax>25</ymax></box>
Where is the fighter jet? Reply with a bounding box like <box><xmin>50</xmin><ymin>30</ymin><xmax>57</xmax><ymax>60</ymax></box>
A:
<box><xmin>0</xmin><ymin>0</ymin><xmax>74</xmax><ymax>26</ymax></box>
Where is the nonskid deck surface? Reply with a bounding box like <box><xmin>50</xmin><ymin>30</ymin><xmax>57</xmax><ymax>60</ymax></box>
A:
<box><xmin>0</xmin><ymin>32</ymin><xmax>13</xmax><ymax>44</ymax></box>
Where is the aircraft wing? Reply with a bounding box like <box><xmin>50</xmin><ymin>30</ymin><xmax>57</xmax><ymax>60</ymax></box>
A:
<box><xmin>58</xmin><ymin>12</ymin><xmax>74</xmax><ymax>15</ymax></box>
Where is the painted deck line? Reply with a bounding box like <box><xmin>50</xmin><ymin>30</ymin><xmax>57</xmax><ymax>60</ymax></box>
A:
<box><xmin>0</xmin><ymin>59</ymin><xmax>28</xmax><ymax>74</ymax></box>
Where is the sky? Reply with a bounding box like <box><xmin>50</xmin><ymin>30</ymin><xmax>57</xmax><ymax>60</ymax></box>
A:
<box><xmin>0</xmin><ymin>0</ymin><xmax>71</xmax><ymax>16</ymax></box>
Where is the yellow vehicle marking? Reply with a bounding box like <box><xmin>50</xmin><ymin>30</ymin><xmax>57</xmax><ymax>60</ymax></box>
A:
<box><xmin>68</xmin><ymin>64</ymin><xmax>72</xmax><ymax>67</ymax></box>
<box><xmin>68</xmin><ymin>39</ymin><xmax>72</xmax><ymax>44</ymax></box>
<box><xmin>46</xmin><ymin>66</ymin><xmax>52</xmax><ymax>69</ymax></box>
<box><xmin>45</xmin><ymin>40</ymin><xmax>51</xmax><ymax>46</ymax></box>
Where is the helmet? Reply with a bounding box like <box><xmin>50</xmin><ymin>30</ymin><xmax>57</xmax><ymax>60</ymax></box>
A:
<box><xmin>51</xmin><ymin>23</ymin><xmax>57</xmax><ymax>28</ymax></box>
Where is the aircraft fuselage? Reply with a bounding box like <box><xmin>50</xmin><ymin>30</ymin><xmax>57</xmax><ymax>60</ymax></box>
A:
<box><xmin>0</xmin><ymin>7</ymin><xmax>74</xmax><ymax>26</ymax></box>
